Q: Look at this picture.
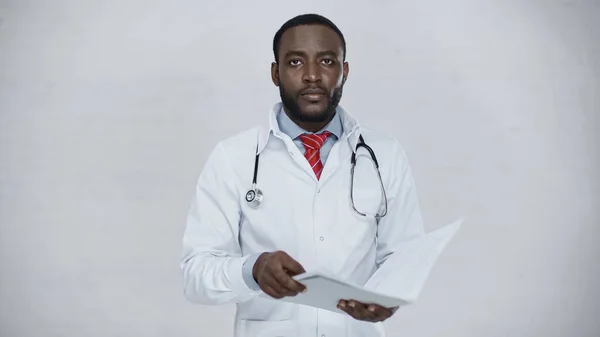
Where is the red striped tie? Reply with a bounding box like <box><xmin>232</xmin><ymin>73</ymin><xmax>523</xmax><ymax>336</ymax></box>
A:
<box><xmin>298</xmin><ymin>131</ymin><xmax>331</xmax><ymax>180</ymax></box>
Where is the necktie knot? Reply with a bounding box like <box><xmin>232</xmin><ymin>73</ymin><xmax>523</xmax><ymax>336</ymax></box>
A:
<box><xmin>298</xmin><ymin>131</ymin><xmax>331</xmax><ymax>151</ymax></box>
<box><xmin>298</xmin><ymin>131</ymin><xmax>332</xmax><ymax>180</ymax></box>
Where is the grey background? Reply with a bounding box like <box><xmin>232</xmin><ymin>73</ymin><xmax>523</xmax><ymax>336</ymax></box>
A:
<box><xmin>1</xmin><ymin>1</ymin><xmax>599</xmax><ymax>336</ymax></box>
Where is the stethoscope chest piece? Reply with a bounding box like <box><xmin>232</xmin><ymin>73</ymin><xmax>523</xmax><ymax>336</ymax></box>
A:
<box><xmin>245</xmin><ymin>188</ymin><xmax>263</xmax><ymax>208</ymax></box>
<box><xmin>246</xmin><ymin>146</ymin><xmax>263</xmax><ymax>208</ymax></box>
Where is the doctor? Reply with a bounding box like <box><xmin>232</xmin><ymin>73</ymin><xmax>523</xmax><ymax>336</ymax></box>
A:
<box><xmin>181</xmin><ymin>13</ymin><xmax>425</xmax><ymax>337</ymax></box>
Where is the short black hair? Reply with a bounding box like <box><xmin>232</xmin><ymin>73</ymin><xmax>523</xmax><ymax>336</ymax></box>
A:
<box><xmin>272</xmin><ymin>13</ymin><xmax>346</xmax><ymax>63</ymax></box>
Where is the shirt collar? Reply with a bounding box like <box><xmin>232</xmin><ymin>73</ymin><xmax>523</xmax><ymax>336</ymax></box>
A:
<box><xmin>257</xmin><ymin>102</ymin><xmax>361</xmax><ymax>155</ymax></box>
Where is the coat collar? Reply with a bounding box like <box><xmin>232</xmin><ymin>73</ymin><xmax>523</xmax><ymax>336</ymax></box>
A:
<box><xmin>256</xmin><ymin>102</ymin><xmax>361</xmax><ymax>155</ymax></box>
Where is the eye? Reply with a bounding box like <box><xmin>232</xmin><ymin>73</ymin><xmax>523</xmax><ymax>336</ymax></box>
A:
<box><xmin>289</xmin><ymin>59</ymin><xmax>302</xmax><ymax>66</ymax></box>
<box><xmin>321</xmin><ymin>59</ymin><xmax>334</xmax><ymax>65</ymax></box>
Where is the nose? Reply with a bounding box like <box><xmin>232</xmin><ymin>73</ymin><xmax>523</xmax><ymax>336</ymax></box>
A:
<box><xmin>302</xmin><ymin>62</ymin><xmax>322</xmax><ymax>83</ymax></box>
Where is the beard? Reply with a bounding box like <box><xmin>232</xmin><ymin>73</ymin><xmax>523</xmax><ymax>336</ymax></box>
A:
<box><xmin>279</xmin><ymin>82</ymin><xmax>344</xmax><ymax>123</ymax></box>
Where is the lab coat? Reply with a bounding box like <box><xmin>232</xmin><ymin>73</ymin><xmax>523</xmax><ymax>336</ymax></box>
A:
<box><xmin>181</xmin><ymin>103</ymin><xmax>424</xmax><ymax>337</ymax></box>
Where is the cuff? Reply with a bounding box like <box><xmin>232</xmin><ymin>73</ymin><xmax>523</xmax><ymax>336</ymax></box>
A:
<box><xmin>242</xmin><ymin>253</ymin><xmax>262</xmax><ymax>290</ymax></box>
<box><xmin>226</xmin><ymin>255</ymin><xmax>262</xmax><ymax>301</ymax></box>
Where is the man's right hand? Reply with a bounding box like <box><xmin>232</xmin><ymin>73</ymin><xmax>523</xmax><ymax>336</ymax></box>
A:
<box><xmin>252</xmin><ymin>251</ymin><xmax>307</xmax><ymax>299</ymax></box>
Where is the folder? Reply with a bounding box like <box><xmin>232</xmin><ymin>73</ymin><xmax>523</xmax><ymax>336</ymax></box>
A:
<box><xmin>259</xmin><ymin>218</ymin><xmax>462</xmax><ymax>314</ymax></box>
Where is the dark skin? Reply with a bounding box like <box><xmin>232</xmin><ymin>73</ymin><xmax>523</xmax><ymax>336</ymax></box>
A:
<box><xmin>271</xmin><ymin>24</ymin><xmax>348</xmax><ymax>132</ymax></box>
<box><xmin>252</xmin><ymin>24</ymin><xmax>398</xmax><ymax>323</ymax></box>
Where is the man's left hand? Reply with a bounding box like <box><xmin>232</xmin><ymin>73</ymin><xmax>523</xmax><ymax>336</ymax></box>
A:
<box><xmin>337</xmin><ymin>299</ymin><xmax>398</xmax><ymax>322</ymax></box>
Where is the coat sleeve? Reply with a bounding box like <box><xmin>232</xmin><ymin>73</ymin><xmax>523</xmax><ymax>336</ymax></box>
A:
<box><xmin>180</xmin><ymin>142</ymin><xmax>262</xmax><ymax>305</ymax></box>
<box><xmin>363</xmin><ymin>139</ymin><xmax>425</xmax><ymax>290</ymax></box>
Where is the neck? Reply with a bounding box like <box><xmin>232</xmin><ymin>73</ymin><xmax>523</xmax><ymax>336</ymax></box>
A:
<box><xmin>282</xmin><ymin>107</ymin><xmax>335</xmax><ymax>133</ymax></box>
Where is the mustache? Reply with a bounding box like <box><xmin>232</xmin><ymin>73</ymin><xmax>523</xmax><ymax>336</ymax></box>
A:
<box><xmin>300</xmin><ymin>87</ymin><xmax>327</xmax><ymax>95</ymax></box>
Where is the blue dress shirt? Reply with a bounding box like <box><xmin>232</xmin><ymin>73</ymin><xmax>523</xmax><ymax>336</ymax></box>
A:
<box><xmin>241</xmin><ymin>106</ymin><xmax>344</xmax><ymax>290</ymax></box>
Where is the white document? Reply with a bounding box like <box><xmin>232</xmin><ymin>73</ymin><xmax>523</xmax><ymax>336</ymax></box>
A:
<box><xmin>281</xmin><ymin>269</ymin><xmax>411</xmax><ymax>315</ymax></box>
<box><xmin>261</xmin><ymin>218</ymin><xmax>463</xmax><ymax>314</ymax></box>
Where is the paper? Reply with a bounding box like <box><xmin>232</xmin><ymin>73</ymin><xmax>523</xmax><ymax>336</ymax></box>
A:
<box><xmin>280</xmin><ymin>269</ymin><xmax>411</xmax><ymax>315</ymax></box>
<box><xmin>260</xmin><ymin>218</ymin><xmax>462</xmax><ymax>314</ymax></box>
<box><xmin>363</xmin><ymin>218</ymin><xmax>463</xmax><ymax>302</ymax></box>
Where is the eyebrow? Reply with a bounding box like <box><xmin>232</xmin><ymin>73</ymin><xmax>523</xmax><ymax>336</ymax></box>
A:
<box><xmin>284</xmin><ymin>50</ymin><xmax>338</xmax><ymax>59</ymax></box>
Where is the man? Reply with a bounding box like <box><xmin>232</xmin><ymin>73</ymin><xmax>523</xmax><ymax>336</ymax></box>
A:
<box><xmin>181</xmin><ymin>13</ymin><xmax>424</xmax><ymax>337</ymax></box>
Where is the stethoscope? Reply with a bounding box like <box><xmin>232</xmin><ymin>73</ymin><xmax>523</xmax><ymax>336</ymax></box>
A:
<box><xmin>245</xmin><ymin>135</ymin><xmax>388</xmax><ymax>220</ymax></box>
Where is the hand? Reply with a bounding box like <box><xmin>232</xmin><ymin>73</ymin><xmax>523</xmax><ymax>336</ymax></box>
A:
<box><xmin>337</xmin><ymin>299</ymin><xmax>398</xmax><ymax>322</ymax></box>
<box><xmin>252</xmin><ymin>251</ymin><xmax>307</xmax><ymax>299</ymax></box>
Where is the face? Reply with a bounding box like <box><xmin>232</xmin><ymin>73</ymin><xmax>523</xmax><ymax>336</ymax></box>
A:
<box><xmin>271</xmin><ymin>24</ymin><xmax>349</xmax><ymax>128</ymax></box>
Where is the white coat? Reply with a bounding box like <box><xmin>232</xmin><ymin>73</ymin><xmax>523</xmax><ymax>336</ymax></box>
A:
<box><xmin>180</xmin><ymin>102</ymin><xmax>425</xmax><ymax>337</ymax></box>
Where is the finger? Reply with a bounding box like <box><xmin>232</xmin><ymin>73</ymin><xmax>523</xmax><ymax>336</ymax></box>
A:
<box><xmin>272</xmin><ymin>268</ymin><xmax>306</xmax><ymax>294</ymax></box>
<box><xmin>263</xmin><ymin>286</ymin><xmax>297</xmax><ymax>300</ymax></box>
<box><xmin>279</xmin><ymin>253</ymin><xmax>306</xmax><ymax>276</ymax></box>
<box><xmin>349</xmin><ymin>300</ymin><xmax>379</xmax><ymax>322</ymax></box>
<box><xmin>366</xmin><ymin>304</ymin><xmax>394</xmax><ymax>319</ymax></box>
<box><xmin>261</xmin><ymin>284</ymin><xmax>282</xmax><ymax>299</ymax></box>
<box><xmin>273</xmin><ymin>268</ymin><xmax>305</xmax><ymax>294</ymax></box>
<box><xmin>262</xmin><ymin>281</ymin><xmax>286</xmax><ymax>299</ymax></box>
<box><xmin>339</xmin><ymin>307</ymin><xmax>359</xmax><ymax>320</ymax></box>
<box><xmin>341</xmin><ymin>300</ymin><xmax>389</xmax><ymax>322</ymax></box>
<box><xmin>339</xmin><ymin>300</ymin><xmax>363</xmax><ymax>320</ymax></box>
<box><xmin>337</xmin><ymin>300</ymin><xmax>361</xmax><ymax>320</ymax></box>
<box><xmin>264</xmin><ymin>273</ymin><xmax>296</xmax><ymax>297</ymax></box>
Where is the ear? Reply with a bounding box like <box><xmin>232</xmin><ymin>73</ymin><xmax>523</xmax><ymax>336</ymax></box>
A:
<box><xmin>271</xmin><ymin>62</ymin><xmax>280</xmax><ymax>86</ymax></box>
<box><xmin>342</xmin><ymin>61</ymin><xmax>349</xmax><ymax>84</ymax></box>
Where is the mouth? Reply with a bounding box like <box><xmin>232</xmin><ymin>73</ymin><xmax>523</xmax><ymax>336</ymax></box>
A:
<box><xmin>301</xmin><ymin>89</ymin><xmax>326</xmax><ymax>101</ymax></box>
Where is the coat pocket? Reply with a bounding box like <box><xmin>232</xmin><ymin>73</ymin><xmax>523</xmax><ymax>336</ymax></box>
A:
<box><xmin>236</xmin><ymin>297</ymin><xmax>295</xmax><ymax>321</ymax></box>
<box><xmin>234</xmin><ymin>319</ymin><xmax>296</xmax><ymax>337</ymax></box>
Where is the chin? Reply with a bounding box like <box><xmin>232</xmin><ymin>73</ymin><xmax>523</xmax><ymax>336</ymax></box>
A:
<box><xmin>298</xmin><ymin>101</ymin><xmax>328</xmax><ymax>118</ymax></box>
<box><xmin>299</xmin><ymin>108</ymin><xmax>330</xmax><ymax>122</ymax></box>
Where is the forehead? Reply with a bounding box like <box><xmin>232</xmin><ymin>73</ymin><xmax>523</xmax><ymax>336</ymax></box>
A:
<box><xmin>278</xmin><ymin>24</ymin><xmax>343</xmax><ymax>56</ymax></box>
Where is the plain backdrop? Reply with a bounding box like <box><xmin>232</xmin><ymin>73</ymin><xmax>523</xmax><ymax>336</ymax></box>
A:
<box><xmin>1</xmin><ymin>1</ymin><xmax>599</xmax><ymax>336</ymax></box>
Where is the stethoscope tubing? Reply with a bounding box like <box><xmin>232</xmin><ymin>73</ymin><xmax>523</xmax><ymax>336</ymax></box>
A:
<box><xmin>246</xmin><ymin>134</ymin><xmax>388</xmax><ymax>219</ymax></box>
